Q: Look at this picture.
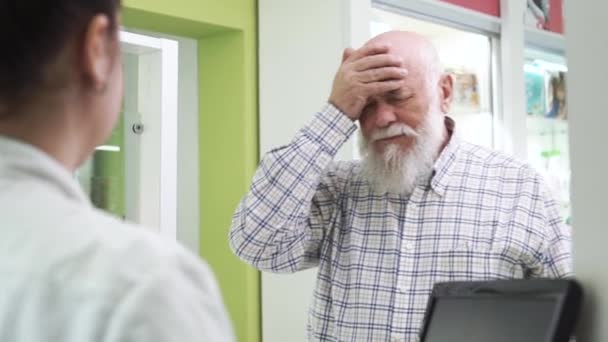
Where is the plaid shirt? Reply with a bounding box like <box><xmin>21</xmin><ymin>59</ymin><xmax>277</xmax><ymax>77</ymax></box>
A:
<box><xmin>230</xmin><ymin>104</ymin><xmax>572</xmax><ymax>342</ymax></box>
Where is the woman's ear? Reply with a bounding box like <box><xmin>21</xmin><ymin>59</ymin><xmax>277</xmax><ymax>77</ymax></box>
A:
<box><xmin>81</xmin><ymin>14</ymin><xmax>116</xmax><ymax>91</ymax></box>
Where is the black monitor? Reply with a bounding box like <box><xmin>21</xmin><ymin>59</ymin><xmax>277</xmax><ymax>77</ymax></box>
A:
<box><xmin>419</xmin><ymin>279</ymin><xmax>582</xmax><ymax>342</ymax></box>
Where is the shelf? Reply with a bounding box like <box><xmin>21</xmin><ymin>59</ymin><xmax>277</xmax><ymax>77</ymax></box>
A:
<box><xmin>526</xmin><ymin>115</ymin><xmax>569</xmax><ymax>135</ymax></box>
<box><xmin>525</xmin><ymin>28</ymin><xmax>566</xmax><ymax>55</ymax></box>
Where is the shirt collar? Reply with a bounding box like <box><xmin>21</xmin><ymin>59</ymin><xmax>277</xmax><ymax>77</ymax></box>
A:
<box><xmin>0</xmin><ymin>135</ymin><xmax>90</xmax><ymax>205</ymax></box>
<box><xmin>430</xmin><ymin>116</ymin><xmax>461</xmax><ymax>197</ymax></box>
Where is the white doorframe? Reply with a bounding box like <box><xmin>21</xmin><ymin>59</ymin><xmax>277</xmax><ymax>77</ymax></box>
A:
<box><xmin>120</xmin><ymin>30</ymin><xmax>179</xmax><ymax>240</ymax></box>
<box><xmin>159</xmin><ymin>39</ymin><xmax>179</xmax><ymax>240</ymax></box>
<box><xmin>497</xmin><ymin>0</ymin><xmax>527</xmax><ymax>159</ymax></box>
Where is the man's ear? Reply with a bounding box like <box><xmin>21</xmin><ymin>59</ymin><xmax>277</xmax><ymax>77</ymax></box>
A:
<box><xmin>438</xmin><ymin>73</ymin><xmax>454</xmax><ymax>114</ymax></box>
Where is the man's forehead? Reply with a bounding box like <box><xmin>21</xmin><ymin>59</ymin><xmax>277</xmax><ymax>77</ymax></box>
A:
<box><xmin>373</xmin><ymin>85</ymin><xmax>417</xmax><ymax>102</ymax></box>
<box><xmin>402</xmin><ymin>71</ymin><xmax>426</xmax><ymax>88</ymax></box>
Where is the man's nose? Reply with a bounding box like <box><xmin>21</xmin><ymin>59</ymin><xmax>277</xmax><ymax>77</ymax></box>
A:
<box><xmin>375</xmin><ymin>101</ymin><xmax>397</xmax><ymax>128</ymax></box>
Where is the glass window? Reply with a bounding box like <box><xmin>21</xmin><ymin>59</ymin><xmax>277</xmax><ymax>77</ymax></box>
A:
<box><xmin>76</xmin><ymin>117</ymin><xmax>125</xmax><ymax>218</ymax></box>
<box><xmin>369</xmin><ymin>8</ymin><xmax>495</xmax><ymax>149</ymax></box>
<box><xmin>524</xmin><ymin>48</ymin><xmax>570</xmax><ymax>225</ymax></box>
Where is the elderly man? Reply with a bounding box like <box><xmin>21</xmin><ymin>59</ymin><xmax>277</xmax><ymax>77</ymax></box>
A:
<box><xmin>230</xmin><ymin>31</ymin><xmax>572</xmax><ymax>341</ymax></box>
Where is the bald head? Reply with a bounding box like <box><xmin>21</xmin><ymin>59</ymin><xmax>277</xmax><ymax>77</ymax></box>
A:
<box><xmin>364</xmin><ymin>31</ymin><xmax>442</xmax><ymax>91</ymax></box>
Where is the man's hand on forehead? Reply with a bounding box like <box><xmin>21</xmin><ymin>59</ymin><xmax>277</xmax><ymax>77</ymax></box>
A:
<box><xmin>328</xmin><ymin>44</ymin><xmax>409</xmax><ymax>121</ymax></box>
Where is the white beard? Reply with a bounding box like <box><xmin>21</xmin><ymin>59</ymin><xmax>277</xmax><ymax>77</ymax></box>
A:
<box><xmin>359</xmin><ymin>111</ymin><xmax>446</xmax><ymax>195</ymax></box>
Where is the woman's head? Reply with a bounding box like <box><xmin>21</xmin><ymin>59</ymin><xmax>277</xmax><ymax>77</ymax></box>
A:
<box><xmin>0</xmin><ymin>0</ymin><xmax>123</xmax><ymax>168</ymax></box>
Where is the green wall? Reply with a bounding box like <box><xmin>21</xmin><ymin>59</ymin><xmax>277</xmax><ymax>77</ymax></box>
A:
<box><xmin>122</xmin><ymin>1</ymin><xmax>260</xmax><ymax>341</ymax></box>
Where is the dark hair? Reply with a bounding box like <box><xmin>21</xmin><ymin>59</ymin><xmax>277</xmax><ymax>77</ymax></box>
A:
<box><xmin>0</xmin><ymin>0</ymin><xmax>121</xmax><ymax>106</ymax></box>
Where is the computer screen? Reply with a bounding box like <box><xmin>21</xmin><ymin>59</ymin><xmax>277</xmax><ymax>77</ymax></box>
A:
<box><xmin>424</xmin><ymin>297</ymin><xmax>557</xmax><ymax>342</ymax></box>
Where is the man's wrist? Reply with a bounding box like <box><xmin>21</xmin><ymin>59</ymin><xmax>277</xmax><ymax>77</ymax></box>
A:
<box><xmin>301</xmin><ymin>103</ymin><xmax>358</xmax><ymax>156</ymax></box>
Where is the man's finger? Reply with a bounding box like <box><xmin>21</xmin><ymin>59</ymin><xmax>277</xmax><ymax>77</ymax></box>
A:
<box><xmin>347</xmin><ymin>43</ymin><xmax>391</xmax><ymax>62</ymax></box>
<box><xmin>353</xmin><ymin>54</ymin><xmax>403</xmax><ymax>72</ymax></box>
<box><xmin>342</xmin><ymin>48</ymin><xmax>355</xmax><ymax>63</ymax></box>
<box><xmin>364</xmin><ymin>79</ymin><xmax>406</xmax><ymax>96</ymax></box>
<box><xmin>358</xmin><ymin>67</ymin><xmax>408</xmax><ymax>83</ymax></box>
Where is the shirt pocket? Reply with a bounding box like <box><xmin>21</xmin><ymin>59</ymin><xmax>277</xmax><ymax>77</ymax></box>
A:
<box><xmin>433</xmin><ymin>232</ymin><xmax>527</xmax><ymax>282</ymax></box>
<box><xmin>433</xmin><ymin>237</ymin><xmax>495</xmax><ymax>281</ymax></box>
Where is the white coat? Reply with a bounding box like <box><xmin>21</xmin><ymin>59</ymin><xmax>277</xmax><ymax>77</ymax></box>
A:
<box><xmin>0</xmin><ymin>135</ymin><xmax>234</xmax><ymax>342</ymax></box>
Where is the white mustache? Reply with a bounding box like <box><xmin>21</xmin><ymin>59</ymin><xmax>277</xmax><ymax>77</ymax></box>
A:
<box><xmin>370</xmin><ymin>123</ymin><xmax>419</xmax><ymax>142</ymax></box>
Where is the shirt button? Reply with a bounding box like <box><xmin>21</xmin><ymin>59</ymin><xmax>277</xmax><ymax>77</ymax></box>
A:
<box><xmin>398</xmin><ymin>285</ymin><xmax>408</xmax><ymax>293</ymax></box>
<box><xmin>459</xmin><ymin>241</ymin><xmax>470</xmax><ymax>250</ymax></box>
<box><xmin>404</xmin><ymin>242</ymin><xmax>414</xmax><ymax>250</ymax></box>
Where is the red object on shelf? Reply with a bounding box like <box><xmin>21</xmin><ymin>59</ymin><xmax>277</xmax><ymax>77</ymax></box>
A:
<box><xmin>440</xmin><ymin>0</ymin><xmax>500</xmax><ymax>17</ymax></box>
<box><xmin>548</xmin><ymin>0</ymin><xmax>564</xmax><ymax>34</ymax></box>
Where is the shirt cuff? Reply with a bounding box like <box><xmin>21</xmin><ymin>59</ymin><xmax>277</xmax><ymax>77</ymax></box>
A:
<box><xmin>302</xmin><ymin>103</ymin><xmax>358</xmax><ymax>156</ymax></box>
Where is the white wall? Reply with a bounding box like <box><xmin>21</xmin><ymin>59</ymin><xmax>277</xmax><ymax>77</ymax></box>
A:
<box><xmin>258</xmin><ymin>1</ymin><xmax>360</xmax><ymax>159</ymax></box>
<box><xmin>565</xmin><ymin>0</ymin><xmax>608</xmax><ymax>340</ymax></box>
<box><xmin>258</xmin><ymin>0</ymin><xmax>369</xmax><ymax>340</ymax></box>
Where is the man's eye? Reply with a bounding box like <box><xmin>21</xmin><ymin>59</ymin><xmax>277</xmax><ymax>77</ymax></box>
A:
<box><xmin>390</xmin><ymin>94</ymin><xmax>413</xmax><ymax>102</ymax></box>
<box><xmin>363</xmin><ymin>103</ymin><xmax>374</xmax><ymax>113</ymax></box>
